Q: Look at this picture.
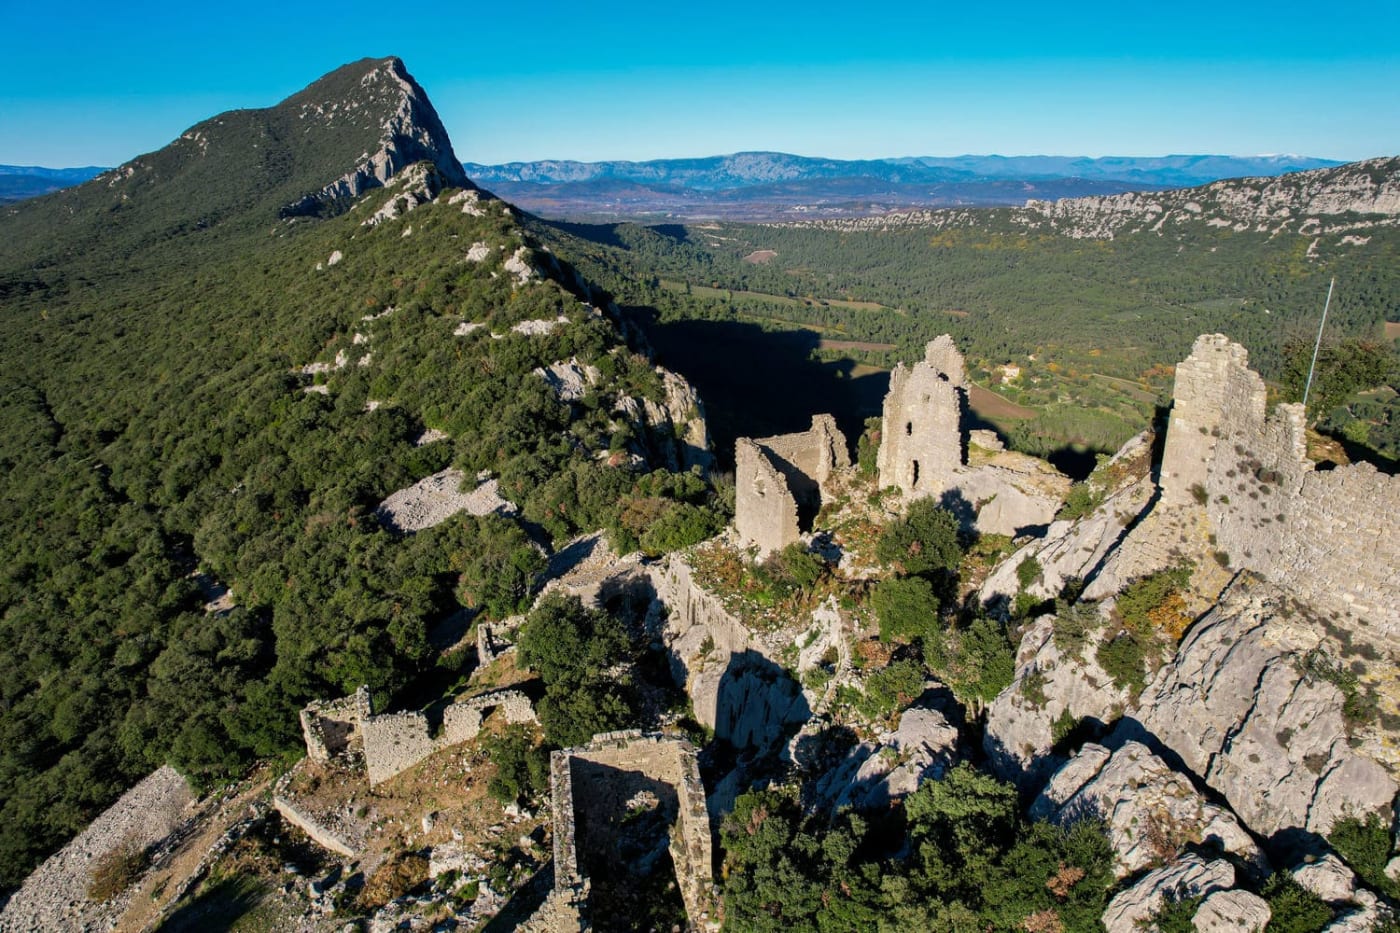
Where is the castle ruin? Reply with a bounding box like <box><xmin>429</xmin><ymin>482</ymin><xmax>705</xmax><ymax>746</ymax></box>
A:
<box><xmin>876</xmin><ymin>336</ymin><xmax>1070</xmax><ymax>537</ymax></box>
<box><xmin>299</xmin><ymin>685</ymin><xmax>373</xmax><ymax>762</ymax></box>
<box><xmin>878</xmin><ymin>335</ymin><xmax>967</xmax><ymax>496</ymax></box>
<box><xmin>548</xmin><ymin>731</ymin><xmax>719</xmax><ymax>931</ymax></box>
<box><xmin>735</xmin><ymin>414</ymin><xmax>850</xmax><ymax>557</ymax></box>
<box><xmin>298</xmin><ymin>687</ymin><xmax>537</xmax><ymax>787</ymax></box>
<box><xmin>1139</xmin><ymin>334</ymin><xmax>1400</xmax><ymax>647</ymax></box>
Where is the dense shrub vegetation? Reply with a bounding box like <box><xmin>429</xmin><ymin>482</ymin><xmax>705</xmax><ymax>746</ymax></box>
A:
<box><xmin>721</xmin><ymin>764</ymin><xmax>1116</xmax><ymax>931</ymax></box>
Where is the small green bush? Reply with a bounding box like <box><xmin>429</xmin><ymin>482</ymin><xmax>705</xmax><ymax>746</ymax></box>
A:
<box><xmin>1328</xmin><ymin>814</ymin><xmax>1399</xmax><ymax>897</ymax></box>
<box><xmin>870</xmin><ymin>575</ymin><xmax>940</xmax><ymax>643</ymax></box>
<box><xmin>1261</xmin><ymin>873</ymin><xmax>1333</xmax><ymax>933</ymax></box>
<box><xmin>1016</xmin><ymin>555</ymin><xmax>1043</xmax><ymax>591</ymax></box>
<box><xmin>1096</xmin><ymin>633</ymin><xmax>1147</xmax><ymax>697</ymax></box>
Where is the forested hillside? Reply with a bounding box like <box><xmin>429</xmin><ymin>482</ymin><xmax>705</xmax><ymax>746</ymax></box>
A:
<box><xmin>536</xmin><ymin>168</ymin><xmax>1400</xmax><ymax>469</ymax></box>
<box><xmin>0</xmin><ymin>59</ymin><xmax>724</xmax><ymax>892</ymax></box>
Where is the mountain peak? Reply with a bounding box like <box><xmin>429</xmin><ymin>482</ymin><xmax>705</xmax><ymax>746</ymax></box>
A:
<box><xmin>278</xmin><ymin>56</ymin><xmax>471</xmax><ymax>218</ymax></box>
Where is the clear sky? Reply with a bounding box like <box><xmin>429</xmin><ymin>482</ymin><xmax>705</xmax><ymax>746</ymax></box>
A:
<box><xmin>3</xmin><ymin>0</ymin><xmax>1397</xmax><ymax>167</ymax></box>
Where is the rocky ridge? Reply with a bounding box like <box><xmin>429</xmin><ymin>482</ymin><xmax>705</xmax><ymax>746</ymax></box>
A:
<box><xmin>280</xmin><ymin>57</ymin><xmax>472</xmax><ymax>218</ymax></box>
<box><xmin>790</xmin><ymin>156</ymin><xmax>1400</xmax><ymax>239</ymax></box>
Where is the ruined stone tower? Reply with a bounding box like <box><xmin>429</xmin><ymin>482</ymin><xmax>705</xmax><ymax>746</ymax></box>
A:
<box><xmin>877</xmin><ymin>335</ymin><xmax>967</xmax><ymax>498</ymax></box>
<box><xmin>735</xmin><ymin>414</ymin><xmax>850</xmax><ymax>557</ymax></box>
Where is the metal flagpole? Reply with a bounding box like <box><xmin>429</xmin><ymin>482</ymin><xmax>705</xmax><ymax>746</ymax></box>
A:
<box><xmin>1301</xmin><ymin>277</ymin><xmax>1335</xmax><ymax>413</ymax></box>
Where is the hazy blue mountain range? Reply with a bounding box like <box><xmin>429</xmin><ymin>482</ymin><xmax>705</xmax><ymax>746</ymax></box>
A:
<box><xmin>461</xmin><ymin>151</ymin><xmax>1345</xmax><ymax>220</ymax></box>
<box><xmin>0</xmin><ymin>165</ymin><xmax>106</xmax><ymax>204</ymax></box>
<box><xmin>466</xmin><ymin>151</ymin><xmax>1342</xmax><ymax>188</ymax></box>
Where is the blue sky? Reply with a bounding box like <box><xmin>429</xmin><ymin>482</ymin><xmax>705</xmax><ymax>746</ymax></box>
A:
<box><xmin>3</xmin><ymin>0</ymin><xmax>1397</xmax><ymax>166</ymax></box>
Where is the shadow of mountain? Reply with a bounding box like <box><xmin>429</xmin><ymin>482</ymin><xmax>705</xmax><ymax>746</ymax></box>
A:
<box><xmin>633</xmin><ymin>315</ymin><xmax>887</xmax><ymax>470</ymax></box>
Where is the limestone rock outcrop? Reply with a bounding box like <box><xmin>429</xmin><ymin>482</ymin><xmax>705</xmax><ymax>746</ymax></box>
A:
<box><xmin>1032</xmin><ymin>741</ymin><xmax>1262</xmax><ymax>878</ymax></box>
<box><xmin>280</xmin><ymin>57</ymin><xmax>472</xmax><ymax>219</ymax></box>
<box><xmin>809</xmin><ymin>688</ymin><xmax>961</xmax><ymax>811</ymax></box>
<box><xmin>983</xmin><ymin>612</ymin><xmax>1129</xmax><ymax>790</ymax></box>
<box><xmin>1131</xmin><ymin>578</ymin><xmax>1398</xmax><ymax>838</ymax></box>
<box><xmin>1192</xmin><ymin>889</ymin><xmax>1272</xmax><ymax>933</ymax></box>
<box><xmin>1100</xmin><ymin>854</ymin><xmax>1243</xmax><ymax>933</ymax></box>
<box><xmin>614</xmin><ymin>366</ymin><xmax>712</xmax><ymax>473</ymax></box>
<box><xmin>979</xmin><ymin>432</ymin><xmax>1156</xmax><ymax>607</ymax></box>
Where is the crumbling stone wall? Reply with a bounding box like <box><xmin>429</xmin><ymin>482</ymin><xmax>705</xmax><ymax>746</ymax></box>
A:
<box><xmin>299</xmin><ymin>685</ymin><xmax>373</xmax><ymax>762</ymax></box>
<box><xmin>878</xmin><ymin>335</ymin><xmax>967</xmax><ymax>497</ymax></box>
<box><xmin>735</xmin><ymin>438</ymin><xmax>801</xmax><ymax>557</ymax></box>
<box><xmin>477</xmin><ymin>615</ymin><xmax>523</xmax><ymax>667</ymax></box>
<box><xmin>735</xmin><ymin>414</ymin><xmax>850</xmax><ymax>557</ymax></box>
<box><xmin>1120</xmin><ymin>334</ymin><xmax>1400</xmax><ymax>654</ymax></box>
<box><xmin>550</xmin><ymin>731</ymin><xmax>719</xmax><ymax>931</ymax></box>
<box><xmin>1158</xmin><ymin>335</ymin><xmax>1400</xmax><ymax>647</ymax></box>
<box><xmin>876</xmin><ymin>336</ymin><xmax>1068</xmax><ymax>535</ymax></box>
<box><xmin>359</xmin><ymin>689</ymin><xmax>536</xmax><ymax>786</ymax></box>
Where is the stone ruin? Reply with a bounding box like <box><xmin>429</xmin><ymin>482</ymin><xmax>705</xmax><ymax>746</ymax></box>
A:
<box><xmin>878</xmin><ymin>335</ymin><xmax>967</xmax><ymax>497</ymax></box>
<box><xmin>1126</xmin><ymin>333</ymin><xmax>1400</xmax><ymax>649</ymax></box>
<box><xmin>547</xmin><ymin>731</ymin><xmax>719</xmax><ymax>931</ymax></box>
<box><xmin>360</xmin><ymin>689</ymin><xmax>537</xmax><ymax>786</ymax></box>
<box><xmin>299</xmin><ymin>686</ymin><xmax>537</xmax><ymax>787</ymax></box>
<box><xmin>735</xmin><ymin>414</ymin><xmax>851</xmax><ymax>556</ymax></box>
<box><xmin>477</xmin><ymin>615</ymin><xmax>523</xmax><ymax>667</ymax></box>
<box><xmin>300</xmin><ymin>685</ymin><xmax>373</xmax><ymax>762</ymax></box>
<box><xmin>876</xmin><ymin>336</ymin><xmax>1069</xmax><ymax>536</ymax></box>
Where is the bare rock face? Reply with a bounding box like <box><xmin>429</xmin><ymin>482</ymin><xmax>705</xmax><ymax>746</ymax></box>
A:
<box><xmin>809</xmin><ymin>688</ymin><xmax>962</xmax><ymax>811</ymax></box>
<box><xmin>1132</xmin><ymin>579</ymin><xmax>1398</xmax><ymax>838</ymax></box>
<box><xmin>979</xmin><ymin>432</ymin><xmax>1156</xmax><ymax>608</ymax></box>
<box><xmin>1192</xmin><ymin>889</ymin><xmax>1272</xmax><ymax>933</ymax></box>
<box><xmin>616</xmin><ymin>366</ymin><xmax>712</xmax><ymax>473</ymax></box>
<box><xmin>281</xmin><ymin>57</ymin><xmax>473</xmax><ymax>219</ymax></box>
<box><xmin>983</xmin><ymin>612</ymin><xmax>1129</xmax><ymax>790</ymax></box>
<box><xmin>1101</xmin><ymin>854</ymin><xmax>1241</xmax><ymax>933</ymax></box>
<box><xmin>1031</xmin><ymin>741</ymin><xmax>1263</xmax><ymax>878</ymax></box>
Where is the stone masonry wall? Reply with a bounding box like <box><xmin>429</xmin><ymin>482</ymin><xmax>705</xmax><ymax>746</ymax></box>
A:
<box><xmin>1161</xmin><ymin>334</ymin><xmax>1400</xmax><ymax>651</ymax></box>
<box><xmin>735</xmin><ymin>415</ymin><xmax>850</xmax><ymax>557</ymax></box>
<box><xmin>875</xmin><ymin>336</ymin><xmax>1067</xmax><ymax>534</ymax></box>
<box><xmin>360</xmin><ymin>689</ymin><xmax>536</xmax><ymax>786</ymax></box>
<box><xmin>299</xmin><ymin>685</ymin><xmax>373</xmax><ymax>762</ymax></box>
<box><xmin>878</xmin><ymin>335</ymin><xmax>966</xmax><ymax>497</ymax></box>
<box><xmin>735</xmin><ymin>438</ymin><xmax>801</xmax><ymax>558</ymax></box>
<box><xmin>550</xmin><ymin>731</ymin><xmax>718</xmax><ymax>931</ymax></box>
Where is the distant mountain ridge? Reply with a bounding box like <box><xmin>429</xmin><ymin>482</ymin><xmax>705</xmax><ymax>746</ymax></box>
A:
<box><xmin>0</xmin><ymin>165</ymin><xmax>105</xmax><ymax>204</ymax></box>
<box><xmin>465</xmin><ymin>151</ymin><xmax>1342</xmax><ymax>189</ymax></box>
<box><xmin>801</xmin><ymin>155</ymin><xmax>1400</xmax><ymax>239</ymax></box>
<box><xmin>462</xmin><ymin>151</ymin><xmax>1344</xmax><ymax>221</ymax></box>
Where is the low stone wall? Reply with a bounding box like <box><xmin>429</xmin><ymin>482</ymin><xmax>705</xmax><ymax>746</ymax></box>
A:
<box><xmin>272</xmin><ymin>796</ymin><xmax>357</xmax><ymax>858</ymax></box>
<box><xmin>361</xmin><ymin>689</ymin><xmax>536</xmax><ymax>786</ymax></box>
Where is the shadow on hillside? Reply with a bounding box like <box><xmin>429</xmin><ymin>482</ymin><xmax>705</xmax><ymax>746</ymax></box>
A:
<box><xmin>631</xmin><ymin>315</ymin><xmax>887</xmax><ymax>470</ymax></box>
